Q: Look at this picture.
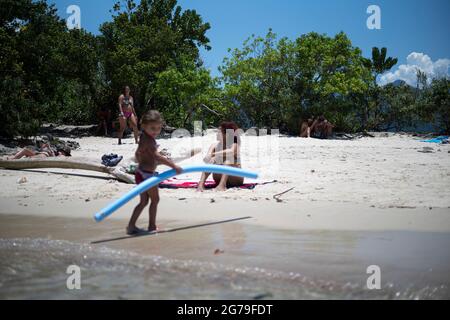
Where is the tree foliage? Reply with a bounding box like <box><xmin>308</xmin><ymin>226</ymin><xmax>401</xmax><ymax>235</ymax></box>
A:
<box><xmin>99</xmin><ymin>0</ymin><xmax>211</xmax><ymax>116</ymax></box>
<box><xmin>1</xmin><ymin>1</ymin><xmax>448</xmax><ymax>138</ymax></box>
<box><xmin>220</xmin><ymin>30</ymin><xmax>371</xmax><ymax>132</ymax></box>
<box><xmin>0</xmin><ymin>0</ymin><xmax>102</xmax><ymax>137</ymax></box>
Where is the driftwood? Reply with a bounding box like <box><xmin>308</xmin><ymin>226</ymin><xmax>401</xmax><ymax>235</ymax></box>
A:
<box><xmin>0</xmin><ymin>148</ymin><xmax>203</xmax><ymax>185</ymax></box>
<box><xmin>0</xmin><ymin>157</ymin><xmax>135</xmax><ymax>184</ymax></box>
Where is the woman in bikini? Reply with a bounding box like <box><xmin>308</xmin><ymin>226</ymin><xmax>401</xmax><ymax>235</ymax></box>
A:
<box><xmin>118</xmin><ymin>86</ymin><xmax>140</xmax><ymax>145</ymax></box>
<box><xmin>8</xmin><ymin>142</ymin><xmax>71</xmax><ymax>159</ymax></box>
<box><xmin>197</xmin><ymin>121</ymin><xmax>244</xmax><ymax>192</ymax></box>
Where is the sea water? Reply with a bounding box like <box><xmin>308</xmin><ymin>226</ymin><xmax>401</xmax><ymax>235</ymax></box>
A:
<box><xmin>0</xmin><ymin>237</ymin><xmax>448</xmax><ymax>299</ymax></box>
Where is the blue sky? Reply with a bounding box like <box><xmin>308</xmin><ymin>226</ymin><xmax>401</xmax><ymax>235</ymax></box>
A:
<box><xmin>51</xmin><ymin>0</ymin><xmax>450</xmax><ymax>84</ymax></box>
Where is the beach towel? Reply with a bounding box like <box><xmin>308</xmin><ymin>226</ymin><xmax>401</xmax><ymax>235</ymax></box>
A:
<box><xmin>420</xmin><ymin>136</ymin><xmax>449</xmax><ymax>144</ymax></box>
<box><xmin>159</xmin><ymin>178</ymin><xmax>277</xmax><ymax>190</ymax></box>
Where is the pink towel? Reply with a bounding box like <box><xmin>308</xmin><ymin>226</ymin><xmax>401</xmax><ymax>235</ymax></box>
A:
<box><xmin>159</xmin><ymin>178</ymin><xmax>277</xmax><ymax>190</ymax></box>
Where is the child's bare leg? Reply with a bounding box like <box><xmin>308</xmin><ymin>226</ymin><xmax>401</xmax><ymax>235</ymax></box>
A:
<box><xmin>127</xmin><ymin>193</ymin><xmax>149</xmax><ymax>233</ymax></box>
<box><xmin>197</xmin><ymin>172</ymin><xmax>211</xmax><ymax>192</ymax></box>
<box><xmin>147</xmin><ymin>187</ymin><xmax>160</xmax><ymax>231</ymax></box>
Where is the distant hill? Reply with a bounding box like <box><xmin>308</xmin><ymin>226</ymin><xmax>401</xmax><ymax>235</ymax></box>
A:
<box><xmin>381</xmin><ymin>79</ymin><xmax>416</xmax><ymax>89</ymax></box>
<box><xmin>392</xmin><ymin>79</ymin><xmax>407</xmax><ymax>87</ymax></box>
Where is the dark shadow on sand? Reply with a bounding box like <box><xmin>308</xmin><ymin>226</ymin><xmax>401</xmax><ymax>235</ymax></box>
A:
<box><xmin>91</xmin><ymin>216</ymin><xmax>253</xmax><ymax>244</ymax></box>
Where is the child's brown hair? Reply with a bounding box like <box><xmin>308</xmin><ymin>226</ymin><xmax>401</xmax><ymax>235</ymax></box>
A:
<box><xmin>141</xmin><ymin>110</ymin><xmax>163</xmax><ymax>125</ymax></box>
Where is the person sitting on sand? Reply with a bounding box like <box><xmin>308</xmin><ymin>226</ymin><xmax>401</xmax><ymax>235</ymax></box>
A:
<box><xmin>117</xmin><ymin>86</ymin><xmax>140</xmax><ymax>145</ymax></box>
<box><xmin>311</xmin><ymin>115</ymin><xmax>334</xmax><ymax>139</ymax></box>
<box><xmin>197</xmin><ymin>121</ymin><xmax>244</xmax><ymax>192</ymax></box>
<box><xmin>8</xmin><ymin>143</ymin><xmax>71</xmax><ymax>160</ymax></box>
<box><xmin>300</xmin><ymin>118</ymin><xmax>314</xmax><ymax>138</ymax></box>
<box><xmin>126</xmin><ymin>110</ymin><xmax>182</xmax><ymax>235</ymax></box>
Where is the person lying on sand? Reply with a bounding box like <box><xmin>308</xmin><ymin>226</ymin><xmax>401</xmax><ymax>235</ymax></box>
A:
<box><xmin>126</xmin><ymin>110</ymin><xmax>182</xmax><ymax>235</ymax></box>
<box><xmin>7</xmin><ymin>143</ymin><xmax>71</xmax><ymax>160</ymax></box>
<box><xmin>197</xmin><ymin>121</ymin><xmax>244</xmax><ymax>192</ymax></box>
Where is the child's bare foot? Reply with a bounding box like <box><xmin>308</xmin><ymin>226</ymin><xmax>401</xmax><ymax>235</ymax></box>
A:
<box><xmin>196</xmin><ymin>185</ymin><xmax>205</xmax><ymax>192</ymax></box>
<box><xmin>214</xmin><ymin>185</ymin><xmax>227</xmax><ymax>192</ymax></box>
<box><xmin>126</xmin><ymin>226</ymin><xmax>145</xmax><ymax>235</ymax></box>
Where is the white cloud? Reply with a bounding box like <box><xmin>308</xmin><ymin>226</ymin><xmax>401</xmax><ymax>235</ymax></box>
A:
<box><xmin>378</xmin><ymin>52</ymin><xmax>450</xmax><ymax>86</ymax></box>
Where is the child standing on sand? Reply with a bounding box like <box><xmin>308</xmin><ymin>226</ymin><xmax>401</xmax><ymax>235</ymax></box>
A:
<box><xmin>126</xmin><ymin>110</ymin><xmax>182</xmax><ymax>235</ymax></box>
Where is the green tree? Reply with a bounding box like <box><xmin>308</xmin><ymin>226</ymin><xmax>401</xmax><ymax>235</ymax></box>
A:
<box><xmin>220</xmin><ymin>30</ymin><xmax>371</xmax><ymax>133</ymax></box>
<box><xmin>153</xmin><ymin>56</ymin><xmax>224</xmax><ymax>128</ymax></box>
<box><xmin>99</xmin><ymin>0</ymin><xmax>211</xmax><ymax>117</ymax></box>
<box><xmin>363</xmin><ymin>47</ymin><xmax>398</xmax><ymax>85</ymax></box>
<box><xmin>362</xmin><ymin>47</ymin><xmax>398</xmax><ymax>130</ymax></box>
<box><xmin>419</xmin><ymin>78</ymin><xmax>450</xmax><ymax>133</ymax></box>
<box><xmin>378</xmin><ymin>83</ymin><xmax>417</xmax><ymax>131</ymax></box>
<box><xmin>0</xmin><ymin>0</ymin><xmax>102</xmax><ymax>137</ymax></box>
<box><xmin>0</xmin><ymin>0</ymin><xmax>65</xmax><ymax>137</ymax></box>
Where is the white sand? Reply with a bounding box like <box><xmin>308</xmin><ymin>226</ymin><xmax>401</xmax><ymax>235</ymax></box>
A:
<box><xmin>0</xmin><ymin>132</ymin><xmax>449</xmax><ymax>232</ymax></box>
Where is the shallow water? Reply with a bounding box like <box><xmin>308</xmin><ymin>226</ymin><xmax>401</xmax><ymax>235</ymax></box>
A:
<box><xmin>0</xmin><ymin>236</ymin><xmax>448</xmax><ymax>299</ymax></box>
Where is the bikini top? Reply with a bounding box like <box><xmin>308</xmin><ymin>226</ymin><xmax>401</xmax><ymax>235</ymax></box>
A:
<box><xmin>122</xmin><ymin>96</ymin><xmax>132</xmax><ymax>108</ymax></box>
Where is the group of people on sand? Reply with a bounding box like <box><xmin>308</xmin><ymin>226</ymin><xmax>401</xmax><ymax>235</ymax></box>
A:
<box><xmin>126</xmin><ymin>109</ymin><xmax>243</xmax><ymax>235</ymax></box>
<box><xmin>96</xmin><ymin>86</ymin><xmax>243</xmax><ymax>234</ymax></box>
<box><xmin>4</xmin><ymin>84</ymin><xmax>339</xmax><ymax>235</ymax></box>
<box><xmin>8</xmin><ymin>85</ymin><xmax>333</xmax><ymax>235</ymax></box>
<box><xmin>300</xmin><ymin>115</ymin><xmax>334</xmax><ymax>139</ymax></box>
<box><xmin>115</xmin><ymin>86</ymin><xmax>243</xmax><ymax>186</ymax></box>
<box><xmin>5</xmin><ymin>84</ymin><xmax>244</xmax><ymax>235</ymax></box>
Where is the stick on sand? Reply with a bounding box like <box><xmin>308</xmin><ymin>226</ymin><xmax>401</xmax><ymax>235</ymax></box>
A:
<box><xmin>273</xmin><ymin>187</ymin><xmax>295</xmax><ymax>202</ymax></box>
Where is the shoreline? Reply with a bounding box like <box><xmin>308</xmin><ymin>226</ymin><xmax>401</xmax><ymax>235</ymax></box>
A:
<box><xmin>1</xmin><ymin>194</ymin><xmax>450</xmax><ymax>233</ymax></box>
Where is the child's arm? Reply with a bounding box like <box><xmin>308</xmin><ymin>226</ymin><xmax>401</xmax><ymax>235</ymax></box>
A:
<box><xmin>155</xmin><ymin>152</ymin><xmax>183</xmax><ymax>174</ymax></box>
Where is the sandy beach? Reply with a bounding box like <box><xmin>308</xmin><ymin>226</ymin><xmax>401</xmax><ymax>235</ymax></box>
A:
<box><xmin>1</xmin><ymin>132</ymin><xmax>450</xmax><ymax>299</ymax></box>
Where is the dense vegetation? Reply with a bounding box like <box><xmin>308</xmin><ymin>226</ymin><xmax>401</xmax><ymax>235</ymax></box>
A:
<box><xmin>1</xmin><ymin>0</ymin><xmax>449</xmax><ymax>138</ymax></box>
